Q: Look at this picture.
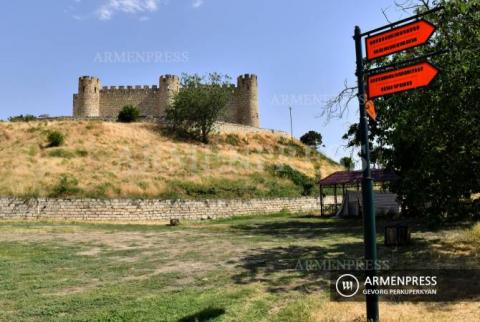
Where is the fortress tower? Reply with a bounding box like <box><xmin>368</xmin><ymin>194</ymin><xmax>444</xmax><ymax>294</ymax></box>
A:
<box><xmin>74</xmin><ymin>76</ymin><xmax>101</xmax><ymax>117</ymax></box>
<box><xmin>158</xmin><ymin>75</ymin><xmax>180</xmax><ymax>115</ymax></box>
<box><xmin>234</xmin><ymin>74</ymin><xmax>259</xmax><ymax>127</ymax></box>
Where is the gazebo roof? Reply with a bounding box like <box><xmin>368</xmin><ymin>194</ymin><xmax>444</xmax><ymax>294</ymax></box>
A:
<box><xmin>319</xmin><ymin>169</ymin><xmax>397</xmax><ymax>186</ymax></box>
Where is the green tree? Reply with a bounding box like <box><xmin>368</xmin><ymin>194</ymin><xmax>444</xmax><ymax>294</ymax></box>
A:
<box><xmin>8</xmin><ymin>114</ymin><xmax>37</xmax><ymax>122</ymax></box>
<box><xmin>343</xmin><ymin>0</ymin><xmax>480</xmax><ymax>220</ymax></box>
<box><xmin>339</xmin><ymin>157</ymin><xmax>355</xmax><ymax>171</ymax></box>
<box><xmin>300</xmin><ymin>130</ymin><xmax>323</xmax><ymax>149</ymax></box>
<box><xmin>165</xmin><ymin>73</ymin><xmax>232</xmax><ymax>143</ymax></box>
<box><xmin>117</xmin><ymin>105</ymin><xmax>140</xmax><ymax>123</ymax></box>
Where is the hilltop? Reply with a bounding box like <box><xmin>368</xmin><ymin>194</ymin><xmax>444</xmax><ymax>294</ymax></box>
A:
<box><xmin>0</xmin><ymin>120</ymin><xmax>340</xmax><ymax>199</ymax></box>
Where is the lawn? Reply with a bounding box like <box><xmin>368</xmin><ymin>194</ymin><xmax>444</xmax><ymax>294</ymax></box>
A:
<box><xmin>0</xmin><ymin>213</ymin><xmax>478</xmax><ymax>321</ymax></box>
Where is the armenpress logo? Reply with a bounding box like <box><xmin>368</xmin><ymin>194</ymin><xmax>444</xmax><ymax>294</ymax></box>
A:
<box><xmin>335</xmin><ymin>274</ymin><xmax>360</xmax><ymax>298</ymax></box>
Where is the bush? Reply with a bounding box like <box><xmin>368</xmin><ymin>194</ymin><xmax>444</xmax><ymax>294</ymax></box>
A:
<box><xmin>461</xmin><ymin>223</ymin><xmax>480</xmax><ymax>245</ymax></box>
<box><xmin>75</xmin><ymin>149</ymin><xmax>88</xmax><ymax>157</ymax></box>
<box><xmin>47</xmin><ymin>131</ymin><xmax>65</xmax><ymax>147</ymax></box>
<box><xmin>50</xmin><ymin>174</ymin><xmax>81</xmax><ymax>197</ymax></box>
<box><xmin>117</xmin><ymin>105</ymin><xmax>140</xmax><ymax>123</ymax></box>
<box><xmin>8</xmin><ymin>114</ymin><xmax>37</xmax><ymax>122</ymax></box>
<box><xmin>48</xmin><ymin>149</ymin><xmax>75</xmax><ymax>158</ymax></box>
<box><xmin>224</xmin><ymin>133</ymin><xmax>241</xmax><ymax>146</ymax></box>
<box><xmin>270</xmin><ymin>164</ymin><xmax>315</xmax><ymax>196</ymax></box>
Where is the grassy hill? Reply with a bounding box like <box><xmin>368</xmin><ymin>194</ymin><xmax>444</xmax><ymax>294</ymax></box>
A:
<box><xmin>0</xmin><ymin>120</ymin><xmax>341</xmax><ymax>199</ymax></box>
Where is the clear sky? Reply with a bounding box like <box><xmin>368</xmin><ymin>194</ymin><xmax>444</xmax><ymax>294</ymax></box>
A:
<box><xmin>0</xmin><ymin>0</ymin><xmax>410</xmax><ymax>162</ymax></box>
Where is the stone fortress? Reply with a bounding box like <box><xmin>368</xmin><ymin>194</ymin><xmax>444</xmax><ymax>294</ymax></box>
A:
<box><xmin>73</xmin><ymin>74</ymin><xmax>259</xmax><ymax>127</ymax></box>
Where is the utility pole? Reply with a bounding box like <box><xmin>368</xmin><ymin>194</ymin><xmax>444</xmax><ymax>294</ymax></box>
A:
<box><xmin>354</xmin><ymin>25</ymin><xmax>379</xmax><ymax>322</ymax></box>
<box><xmin>289</xmin><ymin>106</ymin><xmax>293</xmax><ymax>139</ymax></box>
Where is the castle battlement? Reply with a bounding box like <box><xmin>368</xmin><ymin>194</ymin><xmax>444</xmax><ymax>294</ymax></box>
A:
<box><xmin>73</xmin><ymin>74</ymin><xmax>259</xmax><ymax>127</ymax></box>
<box><xmin>99</xmin><ymin>86</ymin><xmax>160</xmax><ymax>93</ymax></box>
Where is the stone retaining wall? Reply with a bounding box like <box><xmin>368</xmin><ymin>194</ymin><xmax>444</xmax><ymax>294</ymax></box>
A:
<box><xmin>0</xmin><ymin>197</ymin><xmax>337</xmax><ymax>222</ymax></box>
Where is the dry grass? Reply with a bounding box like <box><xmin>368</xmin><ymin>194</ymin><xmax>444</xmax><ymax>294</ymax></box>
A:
<box><xmin>313</xmin><ymin>301</ymin><xmax>480</xmax><ymax>322</ymax></box>
<box><xmin>0</xmin><ymin>120</ymin><xmax>340</xmax><ymax>198</ymax></box>
<box><xmin>460</xmin><ymin>222</ymin><xmax>480</xmax><ymax>248</ymax></box>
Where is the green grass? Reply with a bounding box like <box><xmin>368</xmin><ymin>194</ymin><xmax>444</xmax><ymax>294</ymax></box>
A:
<box><xmin>0</xmin><ymin>214</ymin><xmax>478</xmax><ymax>321</ymax></box>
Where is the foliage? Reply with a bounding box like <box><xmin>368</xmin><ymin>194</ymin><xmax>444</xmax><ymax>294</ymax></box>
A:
<box><xmin>165</xmin><ymin>73</ymin><xmax>233</xmax><ymax>143</ymax></box>
<box><xmin>339</xmin><ymin>157</ymin><xmax>355</xmax><ymax>171</ymax></box>
<box><xmin>300</xmin><ymin>131</ymin><xmax>323</xmax><ymax>149</ymax></box>
<box><xmin>8</xmin><ymin>114</ymin><xmax>37</xmax><ymax>122</ymax></box>
<box><xmin>117</xmin><ymin>105</ymin><xmax>140</xmax><ymax>123</ymax></box>
<box><xmin>48</xmin><ymin>149</ymin><xmax>75</xmax><ymax>159</ymax></box>
<box><xmin>50</xmin><ymin>174</ymin><xmax>81</xmax><ymax>197</ymax></box>
<box><xmin>270</xmin><ymin>164</ymin><xmax>315</xmax><ymax>196</ymax></box>
<box><xmin>342</xmin><ymin>0</ymin><xmax>480</xmax><ymax>220</ymax></box>
<box><xmin>46</xmin><ymin>130</ymin><xmax>65</xmax><ymax>147</ymax></box>
<box><xmin>224</xmin><ymin>133</ymin><xmax>242</xmax><ymax>146</ymax></box>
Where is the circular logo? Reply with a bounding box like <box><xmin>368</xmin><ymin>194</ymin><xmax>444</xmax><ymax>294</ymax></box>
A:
<box><xmin>335</xmin><ymin>274</ymin><xmax>360</xmax><ymax>298</ymax></box>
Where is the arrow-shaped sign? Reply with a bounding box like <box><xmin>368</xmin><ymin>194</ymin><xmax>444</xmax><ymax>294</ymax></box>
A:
<box><xmin>367</xmin><ymin>61</ymin><xmax>439</xmax><ymax>99</ymax></box>
<box><xmin>365</xmin><ymin>19</ymin><xmax>436</xmax><ymax>60</ymax></box>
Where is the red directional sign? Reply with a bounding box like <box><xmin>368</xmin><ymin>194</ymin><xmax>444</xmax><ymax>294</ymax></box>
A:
<box><xmin>365</xmin><ymin>19</ymin><xmax>436</xmax><ymax>60</ymax></box>
<box><xmin>367</xmin><ymin>61</ymin><xmax>439</xmax><ymax>99</ymax></box>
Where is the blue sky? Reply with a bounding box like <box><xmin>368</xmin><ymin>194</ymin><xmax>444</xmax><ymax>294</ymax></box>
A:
<box><xmin>0</xmin><ymin>0</ymin><xmax>410</xmax><ymax>162</ymax></box>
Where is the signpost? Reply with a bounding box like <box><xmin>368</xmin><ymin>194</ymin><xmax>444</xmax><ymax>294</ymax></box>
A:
<box><xmin>365</xmin><ymin>19</ymin><xmax>437</xmax><ymax>60</ymax></box>
<box><xmin>352</xmin><ymin>6</ymin><xmax>442</xmax><ymax>322</ymax></box>
<box><xmin>367</xmin><ymin>61</ymin><xmax>439</xmax><ymax>99</ymax></box>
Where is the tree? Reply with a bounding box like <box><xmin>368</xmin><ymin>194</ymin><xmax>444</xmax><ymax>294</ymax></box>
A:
<box><xmin>300</xmin><ymin>130</ymin><xmax>323</xmax><ymax>149</ymax></box>
<box><xmin>165</xmin><ymin>73</ymin><xmax>232</xmax><ymax>143</ymax></box>
<box><xmin>341</xmin><ymin>0</ymin><xmax>480</xmax><ymax>220</ymax></box>
<box><xmin>117</xmin><ymin>105</ymin><xmax>140</xmax><ymax>123</ymax></box>
<box><xmin>8</xmin><ymin>114</ymin><xmax>37</xmax><ymax>122</ymax></box>
<box><xmin>340</xmin><ymin>157</ymin><xmax>355</xmax><ymax>171</ymax></box>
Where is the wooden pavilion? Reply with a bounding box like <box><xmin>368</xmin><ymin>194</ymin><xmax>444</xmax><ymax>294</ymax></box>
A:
<box><xmin>318</xmin><ymin>169</ymin><xmax>398</xmax><ymax>216</ymax></box>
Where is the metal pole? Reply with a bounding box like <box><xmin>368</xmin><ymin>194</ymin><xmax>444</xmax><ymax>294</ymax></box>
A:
<box><xmin>289</xmin><ymin>106</ymin><xmax>293</xmax><ymax>139</ymax></box>
<box><xmin>354</xmin><ymin>25</ymin><xmax>379</xmax><ymax>322</ymax></box>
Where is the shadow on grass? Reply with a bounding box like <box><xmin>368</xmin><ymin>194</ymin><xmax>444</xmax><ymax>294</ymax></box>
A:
<box><xmin>230</xmin><ymin>217</ymin><xmax>480</xmax><ymax>295</ymax></box>
<box><xmin>232</xmin><ymin>217</ymin><xmax>363</xmax><ymax>239</ymax></box>
<box><xmin>177</xmin><ymin>307</ymin><xmax>225</xmax><ymax>322</ymax></box>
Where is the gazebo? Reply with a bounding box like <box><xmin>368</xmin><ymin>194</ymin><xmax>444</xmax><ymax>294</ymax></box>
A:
<box><xmin>318</xmin><ymin>169</ymin><xmax>398</xmax><ymax>216</ymax></box>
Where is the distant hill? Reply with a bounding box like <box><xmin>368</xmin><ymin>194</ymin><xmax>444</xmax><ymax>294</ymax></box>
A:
<box><xmin>0</xmin><ymin>120</ymin><xmax>341</xmax><ymax>199</ymax></box>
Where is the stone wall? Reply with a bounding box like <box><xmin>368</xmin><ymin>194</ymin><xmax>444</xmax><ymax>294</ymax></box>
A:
<box><xmin>214</xmin><ymin>122</ymin><xmax>289</xmax><ymax>136</ymax></box>
<box><xmin>99</xmin><ymin>87</ymin><xmax>160</xmax><ymax>117</ymax></box>
<box><xmin>0</xmin><ymin>197</ymin><xmax>337</xmax><ymax>223</ymax></box>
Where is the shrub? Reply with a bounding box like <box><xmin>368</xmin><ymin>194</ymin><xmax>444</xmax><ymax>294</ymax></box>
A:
<box><xmin>75</xmin><ymin>149</ymin><xmax>88</xmax><ymax>157</ymax></box>
<box><xmin>48</xmin><ymin>149</ymin><xmax>75</xmax><ymax>158</ymax></box>
<box><xmin>8</xmin><ymin>114</ymin><xmax>37</xmax><ymax>122</ymax></box>
<box><xmin>463</xmin><ymin>223</ymin><xmax>480</xmax><ymax>244</ymax></box>
<box><xmin>277</xmin><ymin>137</ymin><xmax>308</xmax><ymax>157</ymax></box>
<box><xmin>47</xmin><ymin>131</ymin><xmax>65</xmax><ymax>147</ymax></box>
<box><xmin>50</xmin><ymin>174</ymin><xmax>81</xmax><ymax>197</ymax></box>
<box><xmin>117</xmin><ymin>105</ymin><xmax>140</xmax><ymax>123</ymax></box>
<box><xmin>224</xmin><ymin>133</ymin><xmax>241</xmax><ymax>146</ymax></box>
<box><xmin>270</xmin><ymin>164</ymin><xmax>314</xmax><ymax>196</ymax></box>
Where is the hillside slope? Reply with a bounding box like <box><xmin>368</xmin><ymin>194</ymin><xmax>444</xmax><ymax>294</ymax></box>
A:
<box><xmin>0</xmin><ymin>121</ymin><xmax>340</xmax><ymax>199</ymax></box>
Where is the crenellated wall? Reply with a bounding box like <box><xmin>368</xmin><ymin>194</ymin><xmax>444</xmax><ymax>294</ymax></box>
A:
<box><xmin>73</xmin><ymin>74</ymin><xmax>260</xmax><ymax>126</ymax></box>
<box><xmin>98</xmin><ymin>86</ymin><xmax>160</xmax><ymax>117</ymax></box>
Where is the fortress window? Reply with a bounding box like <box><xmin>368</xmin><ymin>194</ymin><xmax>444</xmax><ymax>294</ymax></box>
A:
<box><xmin>82</xmin><ymin>86</ymin><xmax>85</xmax><ymax>93</ymax></box>
<box><xmin>95</xmin><ymin>87</ymin><xmax>97</xmax><ymax>93</ymax></box>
